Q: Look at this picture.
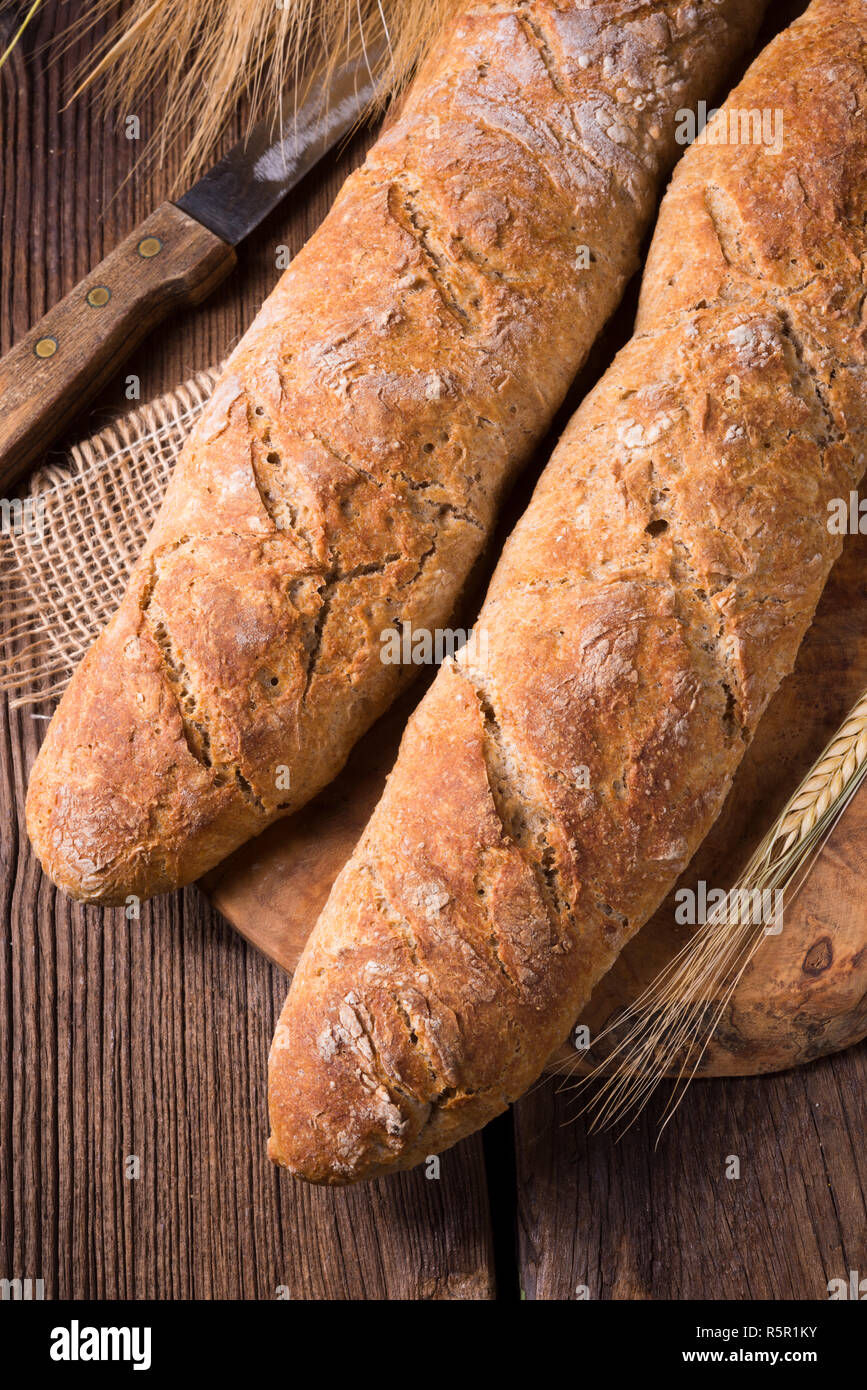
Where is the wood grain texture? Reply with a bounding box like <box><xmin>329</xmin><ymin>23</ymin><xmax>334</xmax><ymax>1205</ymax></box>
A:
<box><xmin>0</xmin><ymin>0</ymin><xmax>494</xmax><ymax>1301</ymax></box>
<box><xmin>515</xmin><ymin>1049</ymin><xmax>867</xmax><ymax>1300</ymax></box>
<box><xmin>1</xmin><ymin>0</ymin><xmax>864</xmax><ymax>1301</ymax></box>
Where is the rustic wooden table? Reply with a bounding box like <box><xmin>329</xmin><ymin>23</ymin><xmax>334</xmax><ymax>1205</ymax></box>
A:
<box><xmin>1</xmin><ymin>0</ymin><xmax>865</xmax><ymax>1301</ymax></box>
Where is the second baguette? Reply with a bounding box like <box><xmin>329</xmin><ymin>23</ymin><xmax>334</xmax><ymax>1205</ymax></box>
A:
<box><xmin>268</xmin><ymin>0</ymin><xmax>867</xmax><ymax>1183</ymax></box>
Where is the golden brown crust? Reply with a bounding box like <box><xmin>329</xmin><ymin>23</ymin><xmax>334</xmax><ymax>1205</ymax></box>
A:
<box><xmin>26</xmin><ymin>0</ymin><xmax>764</xmax><ymax>904</ymax></box>
<box><xmin>268</xmin><ymin>0</ymin><xmax>867</xmax><ymax>1184</ymax></box>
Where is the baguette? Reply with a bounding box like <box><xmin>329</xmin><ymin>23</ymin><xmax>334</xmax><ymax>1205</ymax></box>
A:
<box><xmin>268</xmin><ymin>0</ymin><xmax>867</xmax><ymax>1184</ymax></box>
<box><xmin>25</xmin><ymin>0</ymin><xmax>765</xmax><ymax>904</ymax></box>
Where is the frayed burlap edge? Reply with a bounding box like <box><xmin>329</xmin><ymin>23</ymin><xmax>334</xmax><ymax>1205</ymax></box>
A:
<box><xmin>0</xmin><ymin>366</ymin><xmax>222</xmax><ymax>708</ymax></box>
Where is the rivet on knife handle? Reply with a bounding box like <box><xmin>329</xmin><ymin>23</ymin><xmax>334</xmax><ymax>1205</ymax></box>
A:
<box><xmin>0</xmin><ymin>202</ymin><xmax>236</xmax><ymax>494</ymax></box>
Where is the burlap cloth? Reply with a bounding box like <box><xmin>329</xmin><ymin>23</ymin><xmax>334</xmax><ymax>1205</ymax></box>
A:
<box><xmin>0</xmin><ymin>368</ymin><xmax>222</xmax><ymax>707</ymax></box>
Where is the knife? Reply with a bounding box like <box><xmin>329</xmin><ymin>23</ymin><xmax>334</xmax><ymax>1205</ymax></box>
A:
<box><xmin>0</xmin><ymin>48</ymin><xmax>381</xmax><ymax>492</ymax></box>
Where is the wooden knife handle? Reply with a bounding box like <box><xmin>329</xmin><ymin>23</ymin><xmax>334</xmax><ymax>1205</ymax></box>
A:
<box><xmin>0</xmin><ymin>201</ymin><xmax>236</xmax><ymax>492</ymax></box>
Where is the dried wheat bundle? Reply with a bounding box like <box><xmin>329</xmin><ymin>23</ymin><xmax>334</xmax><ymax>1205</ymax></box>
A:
<box><xmin>571</xmin><ymin>686</ymin><xmax>867</xmax><ymax>1137</ymax></box>
<box><xmin>59</xmin><ymin>0</ymin><xmax>461</xmax><ymax>189</ymax></box>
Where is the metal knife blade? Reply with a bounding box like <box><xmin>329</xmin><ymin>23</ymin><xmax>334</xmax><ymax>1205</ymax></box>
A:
<box><xmin>175</xmin><ymin>45</ymin><xmax>385</xmax><ymax>247</ymax></box>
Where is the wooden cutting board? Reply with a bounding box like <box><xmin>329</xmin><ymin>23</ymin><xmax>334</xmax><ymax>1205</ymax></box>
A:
<box><xmin>201</xmin><ymin>528</ymin><xmax>867</xmax><ymax>1079</ymax></box>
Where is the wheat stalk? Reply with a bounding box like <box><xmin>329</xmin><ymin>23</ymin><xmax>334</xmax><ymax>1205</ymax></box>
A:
<box><xmin>569</xmin><ymin>684</ymin><xmax>867</xmax><ymax>1138</ymax></box>
<box><xmin>0</xmin><ymin>0</ymin><xmax>45</xmax><ymax>72</ymax></box>
<box><xmin>54</xmin><ymin>0</ymin><xmax>461</xmax><ymax>191</ymax></box>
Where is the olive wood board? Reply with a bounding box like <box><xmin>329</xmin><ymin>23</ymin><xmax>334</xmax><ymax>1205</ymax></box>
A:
<box><xmin>201</xmin><ymin>529</ymin><xmax>867</xmax><ymax>1079</ymax></box>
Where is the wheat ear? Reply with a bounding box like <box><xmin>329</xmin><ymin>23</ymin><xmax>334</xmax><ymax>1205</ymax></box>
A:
<box><xmin>568</xmin><ymin>684</ymin><xmax>867</xmax><ymax>1138</ymax></box>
